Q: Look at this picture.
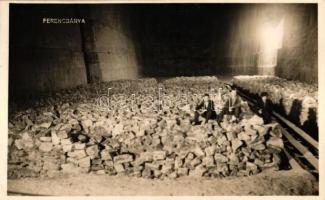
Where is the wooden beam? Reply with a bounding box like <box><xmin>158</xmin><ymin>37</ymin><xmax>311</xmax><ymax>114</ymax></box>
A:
<box><xmin>272</xmin><ymin>112</ymin><xmax>318</xmax><ymax>150</ymax></box>
<box><xmin>281</xmin><ymin>128</ymin><xmax>318</xmax><ymax>171</ymax></box>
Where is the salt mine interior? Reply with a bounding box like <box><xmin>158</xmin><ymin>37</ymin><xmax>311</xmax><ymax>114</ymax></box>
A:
<box><xmin>7</xmin><ymin>3</ymin><xmax>319</xmax><ymax>196</ymax></box>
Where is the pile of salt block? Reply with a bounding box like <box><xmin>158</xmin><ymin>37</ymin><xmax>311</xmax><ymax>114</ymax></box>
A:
<box><xmin>10</xmin><ymin>78</ymin><xmax>158</xmax><ymax>113</ymax></box>
<box><xmin>163</xmin><ymin>76</ymin><xmax>219</xmax><ymax>84</ymax></box>
<box><xmin>233</xmin><ymin>75</ymin><xmax>318</xmax><ymax>126</ymax></box>
<box><xmin>8</xmin><ymin>78</ymin><xmax>285</xmax><ymax>179</ymax></box>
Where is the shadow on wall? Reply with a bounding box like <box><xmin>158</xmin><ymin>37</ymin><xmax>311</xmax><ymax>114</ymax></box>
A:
<box><xmin>279</xmin><ymin>98</ymin><xmax>318</xmax><ymax>140</ymax></box>
<box><xmin>237</xmin><ymin>87</ymin><xmax>318</xmax><ymax>140</ymax></box>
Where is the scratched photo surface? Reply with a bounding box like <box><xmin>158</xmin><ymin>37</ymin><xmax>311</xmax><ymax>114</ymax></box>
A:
<box><xmin>7</xmin><ymin>3</ymin><xmax>319</xmax><ymax>196</ymax></box>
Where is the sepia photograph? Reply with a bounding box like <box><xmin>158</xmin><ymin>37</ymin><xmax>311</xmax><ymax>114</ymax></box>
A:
<box><xmin>2</xmin><ymin>1</ymin><xmax>322</xmax><ymax>197</ymax></box>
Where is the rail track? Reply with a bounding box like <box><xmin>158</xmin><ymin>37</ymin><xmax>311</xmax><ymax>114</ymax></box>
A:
<box><xmin>232</xmin><ymin>84</ymin><xmax>319</xmax><ymax>178</ymax></box>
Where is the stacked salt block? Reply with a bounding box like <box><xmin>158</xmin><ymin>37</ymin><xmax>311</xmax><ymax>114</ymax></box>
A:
<box><xmin>163</xmin><ymin>76</ymin><xmax>219</xmax><ymax>84</ymax></box>
<box><xmin>233</xmin><ymin>75</ymin><xmax>318</xmax><ymax>126</ymax></box>
<box><xmin>8</xmin><ymin>78</ymin><xmax>285</xmax><ymax>179</ymax></box>
<box><xmin>11</xmin><ymin>78</ymin><xmax>158</xmax><ymax>113</ymax></box>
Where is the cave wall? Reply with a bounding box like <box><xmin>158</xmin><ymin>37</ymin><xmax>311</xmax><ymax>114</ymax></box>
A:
<box><xmin>9</xmin><ymin>5</ymin><xmax>88</xmax><ymax>96</ymax></box>
<box><xmin>88</xmin><ymin>5</ymin><xmax>142</xmax><ymax>81</ymax></box>
<box><xmin>9</xmin><ymin>4</ymin><xmax>318</xmax><ymax>99</ymax></box>
<box><xmin>276</xmin><ymin>5</ymin><xmax>318</xmax><ymax>83</ymax></box>
<box><xmin>132</xmin><ymin>5</ymin><xmax>223</xmax><ymax>77</ymax></box>
<box><xmin>223</xmin><ymin>4</ymin><xmax>317</xmax><ymax>82</ymax></box>
<box><xmin>9</xmin><ymin>4</ymin><xmax>143</xmax><ymax>99</ymax></box>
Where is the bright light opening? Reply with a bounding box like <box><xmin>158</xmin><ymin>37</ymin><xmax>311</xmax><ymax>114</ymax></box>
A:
<box><xmin>260</xmin><ymin>18</ymin><xmax>284</xmax><ymax>52</ymax></box>
<box><xmin>257</xmin><ymin>18</ymin><xmax>284</xmax><ymax>72</ymax></box>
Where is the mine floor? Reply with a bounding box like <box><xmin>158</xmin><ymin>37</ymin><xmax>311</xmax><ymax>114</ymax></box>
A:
<box><xmin>8</xmin><ymin>167</ymin><xmax>318</xmax><ymax>196</ymax></box>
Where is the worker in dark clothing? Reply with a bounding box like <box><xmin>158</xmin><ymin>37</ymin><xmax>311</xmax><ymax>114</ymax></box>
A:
<box><xmin>192</xmin><ymin>93</ymin><xmax>216</xmax><ymax>125</ymax></box>
<box><xmin>258</xmin><ymin>92</ymin><xmax>273</xmax><ymax>124</ymax></box>
<box><xmin>223</xmin><ymin>89</ymin><xmax>242</xmax><ymax>119</ymax></box>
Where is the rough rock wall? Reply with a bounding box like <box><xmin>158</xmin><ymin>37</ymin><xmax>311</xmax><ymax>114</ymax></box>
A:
<box><xmin>9</xmin><ymin>5</ymin><xmax>142</xmax><ymax>99</ymax></box>
<box><xmin>131</xmin><ymin>5</ymin><xmax>223</xmax><ymax>77</ymax></box>
<box><xmin>276</xmin><ymin>5</ymin><xmax>317</xmax><ymax>83</ymax></box>
<box><xmin>9</xmin><ymin>5</ymin><xmax>88</xmax><ymax>96</ymax></box>
<box><xmin>89</xmin><ymin>5</ymin><xmax>142</xmax><ymax>81</ymax></box>
<box><xmin>224</xmin><ymin>4</ymin><xmax>317</xmax><ymax>82</ymax></box>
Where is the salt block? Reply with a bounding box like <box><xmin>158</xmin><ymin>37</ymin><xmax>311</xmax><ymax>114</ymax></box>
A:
<box><xmin>61</xmin><ymin>163</ymin><xmax>81</xmax><ymax>174</ymax></box>
<box><xmin>217</xmin><ymin>135</ymin><xmax>227</xmax><ymax>145</ymax></box>
<box><xmin>77</xmin><ymin>134</ymin><xmax>88</xmax><ymax>143</ymax></box>
<box><xmin>104</xmin><ymin>160</ymin><xmax>114</xmax><ymax>167</ymax></box>
<box><xmin>46</xmin><ymin>170</ymin><xmax>61</xmax><ymax>178</ymax></box>
<box><xmin>8</xmin><ymin>137</ymin><xmax>13</xmax><ymax>147</ymax></box>
<box><xmin>161</xmin><ymin>164</ymin><xmax>173</xmax><ymax>174</ymax></box>
<box><xmin>245</xmin><ymin>127</ymin><xmax>257</xmax><ymax>136</ymax></box>
<box><xmin>81</xmin><ymin>119</ymin><xmax>93</xmax><ymax>129</ymax></box>
<box><xmin>39</xmin><ymin>122</ymin><xmax>52</xmax><ymax>129</ymax></box>
<box><xmin>74</xmin><ymin>143</ymin><xmax>86</xmax><ymax>150</ymax></box>
<box><xmin>62</xmin><ymin>144</ymin><xmax>73</xmax><ymax>152</ymax></box>
<box><xmin>86</xmin><ymin>145</ymin><xmax>99</xmax><ymax>158</ymax></box>
<box><xmin>22</xmin><ymin>139</ymin><xmax>34</xmax><ymax>150</ymax></box>
<box><xmin>61</xmin><ymin>138</ymin><xmax>72</xmax><ymax>145</ymax></box>
<box><xmin>231</xmin><ymin>139</ymin><xmax>243</xmax><ymax>152</ymax></box>
<box><xmin>204</xmin><ymin>146</ymin><xmax>216</xmax><ymax>156</ymax></box>
<box><xmin>142</xmin><ymin>168</ymin><xmax>152</xmax><ymax>178</ymax></box>
<box><xmin>92</xmin><ymin>158</ymin><xmax>102</xmax><ymax>165</ymax></box>
<box><xmin>100</xmin><ymin>149</ymin><xmax>112</xmax><ymax>160</ymax></box>
<box><xmin>136</xmin><ymin>129</ymin><xmax>145</xmax><ymax>137</ymax></box>
<box><xmin>114</xmin><ymin>163</ymin><xmax>125</xmax><ymax>173</ymax></box>
<box><xmin>153</xmin><ymin>151</ymin><xmax>166</xmax><ymax>160</ymax></box>
<box><xmin>193</xmin><ymin>145</ymin><xmax>205</xmax><ymax>157</ymax></box>
<box><xmin>189</xmin><ymin>157</ymin><xmax>202</xmax><ymax>169</ymax></box>
<box><xmin>68</xmin><ymin>150</ymin><xmax>87</xmax><ymax>159</ymax></box>
<box><xmin>214</xmin><ymin>153</ymin><xmax>228</xmax><ymax>163</ymax></box>
<box><xmin>177</xmin><ymin>167</ymin><xmax>189</xmax><ymax>176</ymax></box>
<box><xmin>202</xmin><ymin>156</ymin><xmax>215</xmax><ymax>168</ymax></box>
<box><xmin>57</xmin><ymin>131</ymin><xmax>68</xmax><ymax>139</ymax></box>
<box><xmin>168</xmin><ymin>171</ymin><xmax>178</xmax><ymax>179</ymax></box>
<box><xmin>254</xmin><ymin>158</ymin><xmax>265</xmax><ymax>167</ymax></box>
<box><xmin>96</xmin><ymin>170</ymin><xmax>106</xmax><ymax>175</ymax></box>
<box><xmin>246</xmin><ymin>161</ymin><xmax>258</xmax><ymax>174</ymax></box>
<box><xmin>139</xmin><ymin>152</ymin><xmax>154</xmax><ymax>163</ymax></box>
<box><xmin>252</xmin><ymin>143</ymin><xmax>266</xmax><ymax>151</ymax></box>
<box><xmin>67</xmin><ymin>157</ymin><xmax>79</xmax><ymax>165</ymax></box>
<box><xmin>189</xmin><ymin>165</ymin><xmax>206</xmax><ymax>177</ymax></box>
<box><xmin>39</xmin><ymin>142</ymin><xmax>53</xmax><ymax>152</ymax></box>
<box><xmin>207</xmin><ymin>136</ymin><xmax>218</xmax><ymax>145</ymax></box>
<box><xmin>21</xmin><ymin>132</ymin><xmax>32</xmax><ymax>141</ymax></box>
<box><xmin>238</xmin><ymin>132</ymin><xmax>250</xmax><ymax>141</ymax></box>
<box><xmin>267</xmin><ymin>137</ymin><xmax>284</xmax><ymax>149</ymax></box>
<box><xmin>186</xmin><ymin>152</ymin><xmax>195</xmax><ymax>160</ymax></box>
<box><xmin>78</xmin><ymin>156</ymin><xmax>91</xmax><ymax>168</ymax></box>
<box><xmin>153</xmin><ymin>169</ymin><xmax>162</xmax><ymax>178</ymax></box>
<box><xmin>132</xmin><ymin>165</ymin><xmax>144</xmax><ymax>172</ymax></box>
<box><xmin>112</xmin><ymin>124</ymin><xmax>124</xmax><ymax>137</ymax></box>
<box><xmin>40</xmin><ymin>137</ymin><xmax>52</xmax><ymax>142</ymax></box>
<box><xmin>248</xmin><ymin>115</ymin><xmax>264</xmax><ymax>126</ymax></box>
<box><xmin>250</xmin><ymin>134</ymin><xmax>258</xmax><ymax>142</ymax></box>
<box><xmin>226</xmin><ymin>132</ymin><xmax>236</xmax><ymax>141</ymax></box>
<box><xmin>145</xmin><ymin>162</ymin><xmax>160</xmax><ymax>170</ymax></box>
<box><xmin>217</xmin><ymin>163</ymin><xmax>229</xmax><ymax>176</ymax></box>
<box><xmin>253</xmin><ymin>125</ymin><xmax>267</xmax><ymax>136</ymax></box>
<box><xmin>113</xmin><ymin>154</ymin><xmax>133</xmax><ymax>164</ymax></box>
<box><xmin>228</xmin><ymin>153</ymin><xmax>239</xmax><ymax>165</ymax></box>
<box><xmin>43</xmin><ymin>160</ymin><xmax>59</xmax><ymax>171</ymax></box>
<box><xmin>14</xmin><ymin>139</ymin><xmax>23</xmax><ymax>150</ymax></box>
<box><xmin>174</xmin><ymin>157</ymin><xmax>183</xmax><ymax>169</ymax></box>
<box><xmin>51</xmin><ymin>131</ymin><xmax>60</xmax><ymax>145</ymax></box>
